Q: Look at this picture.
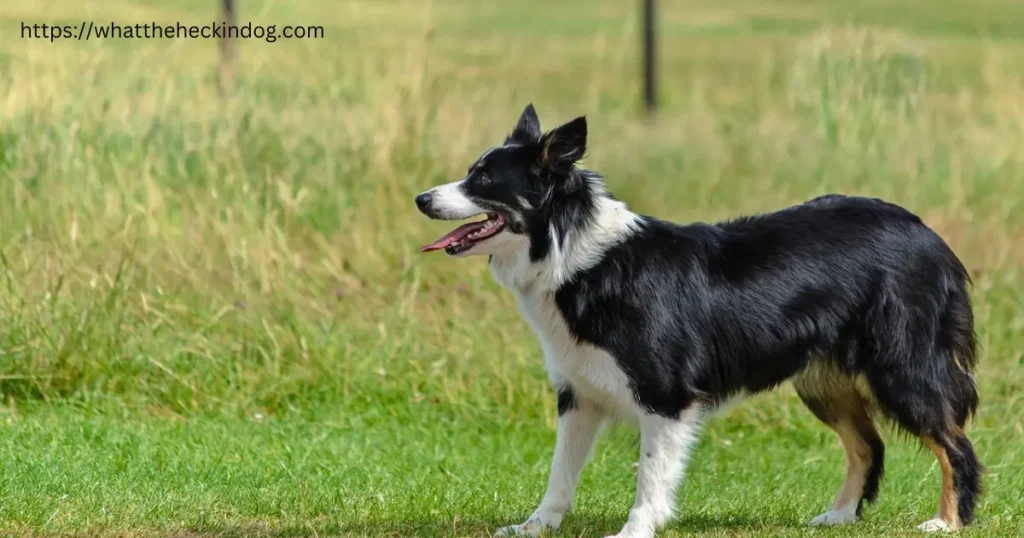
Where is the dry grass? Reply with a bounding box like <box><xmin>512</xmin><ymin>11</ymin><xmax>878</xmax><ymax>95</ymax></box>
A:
<box><xmin>2</xmin><ymin>0</ymin><xmax>1023</xmax><ymax>415</ymax></box>
<box><xmin>1</xmin><ymin>1</ymin><xmax>1023</xmax><ymax>536</ymax></box>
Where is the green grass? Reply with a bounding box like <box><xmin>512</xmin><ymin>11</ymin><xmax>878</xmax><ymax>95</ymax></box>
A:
<box><xmin>2</xmin><ymin>398</ymin><xmax>1023</xmax><ymax>538</ymax></box>
<box><xmin>2</xmin><ymin>0</ymin><xmax>1024</xmax><ymax>536</ymax></box>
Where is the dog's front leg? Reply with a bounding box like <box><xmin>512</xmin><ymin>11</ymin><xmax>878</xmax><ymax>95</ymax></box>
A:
<box><xmin>607</xmin><ymin>407</ymin><xmax>703</xmax><ymax>538</ymax></box>
<box><xmin>494</xmin><ymin>392</ymin><xmax>604</xmax><ymax>537</ymax></box>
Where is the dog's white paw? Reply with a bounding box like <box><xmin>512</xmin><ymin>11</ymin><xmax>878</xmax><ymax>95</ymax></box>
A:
<box><xmin>494</xmin><ymin>513</ymin><xmax>561</xmax><ymax>538</ymax></box>
<box><xmin>808</xmin><ymin>508</ymin><xmax>859</xmax><ymax>526</ymax></box>
<box><xmin>917</xmin><ymin>518</ymin><xmax>954</xmax><ymax>533</ymax></box>
<box><xmin>494</xmin><ymin>522</ymin><xmax>537</xmax><ymax>538</ymax></box>
<box><xmin>493</xmin><ymin>524</ymin><xmax>534</xmax><ymax>538</ymax></box>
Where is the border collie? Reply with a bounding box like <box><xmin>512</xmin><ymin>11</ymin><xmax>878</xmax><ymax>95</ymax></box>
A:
<box><xmin>415</xmin><ymin>104</ymin><xmax>982</xmax><ymax>537</ymax></box>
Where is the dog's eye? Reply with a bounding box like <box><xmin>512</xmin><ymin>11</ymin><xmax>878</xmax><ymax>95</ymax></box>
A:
<box><xmin>478</xmin><ymin>174</ymin><xmax>491</xmax><ymax>185</ymax></box>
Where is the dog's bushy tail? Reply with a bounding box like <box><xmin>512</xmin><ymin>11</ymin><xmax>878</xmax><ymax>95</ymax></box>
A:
<box><xmin>937</xmin><ymin>251</ymin><xmax>983</xmax><ymax>527</ymax></box>
<box><xmin>944</xmin><ymin>257</ymin><xmax>979</xmax><ymax>427</ymax></box>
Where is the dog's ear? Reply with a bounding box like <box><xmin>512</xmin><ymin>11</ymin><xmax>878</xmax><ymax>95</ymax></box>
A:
<box><xmin>506</xmin><ymin>103</ymin><xmax>542</xmax><ymax>144</ymax></box>
<box><xmin>539</xmin><ymin>116</ymin><xmax>586</xmax><ymax>174</ymax></box>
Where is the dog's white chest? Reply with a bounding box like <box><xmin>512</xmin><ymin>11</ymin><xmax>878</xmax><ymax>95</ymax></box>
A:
<box><xmin>512</xmin><ymin>291</ymin><xmax>638</xmax><ymax>418</ymax></box>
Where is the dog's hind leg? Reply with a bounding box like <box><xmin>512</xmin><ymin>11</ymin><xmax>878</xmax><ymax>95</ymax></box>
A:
<box><xmin>863</xmin><ymin>368</ymin><xmax>983</xmax><ymax>532</ymax></box>
<box><xmin>494</xmin><ymin>387</ymin><xmax>605</xmax><ymax>538</ymax></box>
<box><xmin>917</xmin><ymin>433</ymin><xmax>982</xmax><ymax>532</ymax></box>
<box><xmin>794</xmin><ymin>366</ymin><xmax>884</xmax><ymax>526</ymax></box>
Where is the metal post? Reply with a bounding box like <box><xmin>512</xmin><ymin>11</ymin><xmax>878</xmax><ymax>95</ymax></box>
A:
<box><xmin>643</xmin><ymin>0</ymin><xmax>657</xmax><ymax>114</ymax></box>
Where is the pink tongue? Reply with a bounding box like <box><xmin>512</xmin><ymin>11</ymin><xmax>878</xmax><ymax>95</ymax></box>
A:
<box><xmin>421</xmin><ymin>221</ymin><xmax>487</xmax><ymax>252</ymax></box>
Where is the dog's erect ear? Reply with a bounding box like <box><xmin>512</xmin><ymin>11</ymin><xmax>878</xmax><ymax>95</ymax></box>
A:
<box><xmin>506</xmin><ymin>103</ymin><xmax>542</xmax><ymax>144</ymax></box>
<box><xmin>539</xmin><ymin>116</ymin><xmax>586</xmax><ymax>173</ymax></box>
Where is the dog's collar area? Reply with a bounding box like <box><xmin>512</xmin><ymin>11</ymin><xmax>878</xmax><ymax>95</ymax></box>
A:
<box><xmin>421</xmin><ymin>213</ymin><xmax>506</xmax><ymax>255</ymax></box>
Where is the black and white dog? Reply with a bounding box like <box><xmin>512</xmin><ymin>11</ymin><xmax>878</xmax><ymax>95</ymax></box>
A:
<box><xmin>415</xmin><ymin>105</ymin><xmax>982</xmax><ymax>537</ymax></box>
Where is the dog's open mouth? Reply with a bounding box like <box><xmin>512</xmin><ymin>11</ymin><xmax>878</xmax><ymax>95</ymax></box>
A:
<box><xmin>421</xmin><ymin>213</ymin><xmax>506</xmax><ymax>255</ymax></box>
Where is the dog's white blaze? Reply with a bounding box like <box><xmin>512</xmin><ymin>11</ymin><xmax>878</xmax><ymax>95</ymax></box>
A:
<box><xmin>426</xmin><ymin>179</ymin><xmax>485</xmax><ymax>220</ymax></box>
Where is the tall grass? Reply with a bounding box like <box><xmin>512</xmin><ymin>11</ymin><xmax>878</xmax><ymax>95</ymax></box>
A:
<box><xmin>1</xmin><ymin>1</ymin><xmax>1022</xmax><ymax>423</ymax></box>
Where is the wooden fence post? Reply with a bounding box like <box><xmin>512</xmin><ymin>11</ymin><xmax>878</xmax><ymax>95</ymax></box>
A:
<box><xmin>643</xmin><ymin>0</ymin><xmax>657</xmax><ymax>115</ymax></box>
<box><xmin>218</xmin><ymin>0</ymin><xmax>237</xmax><ymax>95</ymax></box>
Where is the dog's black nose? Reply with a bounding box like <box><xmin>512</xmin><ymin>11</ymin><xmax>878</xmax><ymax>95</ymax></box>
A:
<box><xmin>415</xmin><ymin>192</ymin><xmax>433</xmax><ymax>212</ymax></box>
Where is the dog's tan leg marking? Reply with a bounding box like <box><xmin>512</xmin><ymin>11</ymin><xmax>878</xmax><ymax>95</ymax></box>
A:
<box><xmin>807</xmin><ymin>410</ymin><xmax>874</xmax><ymax>526</ymax></box>
<box><xmin>831</xmin><ymin>419</ymin><xmax>871</xmax><ymax>512</ymax></box>
<box><xmin>922</xmin><ymin>437</ymin><xmax>961</xmax><ymax>531</ymax></box>
<box><xmin>795</xmin><ymin>366</ymin><xmax>883</xmax><ymax>527</ymax></box>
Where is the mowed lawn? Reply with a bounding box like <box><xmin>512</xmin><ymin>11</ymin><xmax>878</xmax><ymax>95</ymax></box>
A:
<box><xmin>2</xmin><ymin>0</ymin><xmax>1024</xmax><ymax>536</ymax></box>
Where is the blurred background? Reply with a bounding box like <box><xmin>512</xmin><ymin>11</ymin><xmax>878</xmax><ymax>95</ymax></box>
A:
<box><xmin>1</xmin><ymin>1</ymin><xmax>1023</xmax><ymax>537</ymax></box>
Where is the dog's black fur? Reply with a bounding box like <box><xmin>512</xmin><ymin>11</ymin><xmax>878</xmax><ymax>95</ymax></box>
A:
<box><xmin>557</xmin><ymin>191</ymin><xmax>984</xmax><ymax>524</ymax></box>
<box><xmin>559</xmin><ymin>192</ymin><xmax>977</xmax><ymax>419</ymax></box>
<box><xmin>418</xmin><ymin>104</ymin><xmax>984</xmax><ymax>530</ymax></box>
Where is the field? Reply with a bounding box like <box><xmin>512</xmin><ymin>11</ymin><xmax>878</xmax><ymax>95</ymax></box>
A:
<box><xmin>2</xmin><ymin>0</ymin><xmax>1024</xmax><ymax>536</ymax></box>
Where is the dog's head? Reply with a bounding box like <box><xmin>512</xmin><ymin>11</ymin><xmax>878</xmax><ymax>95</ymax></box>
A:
<box><xmin>416</xmin><ymin>104</ymin><xmax>591</xmax><ymax>258</ymax></box>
